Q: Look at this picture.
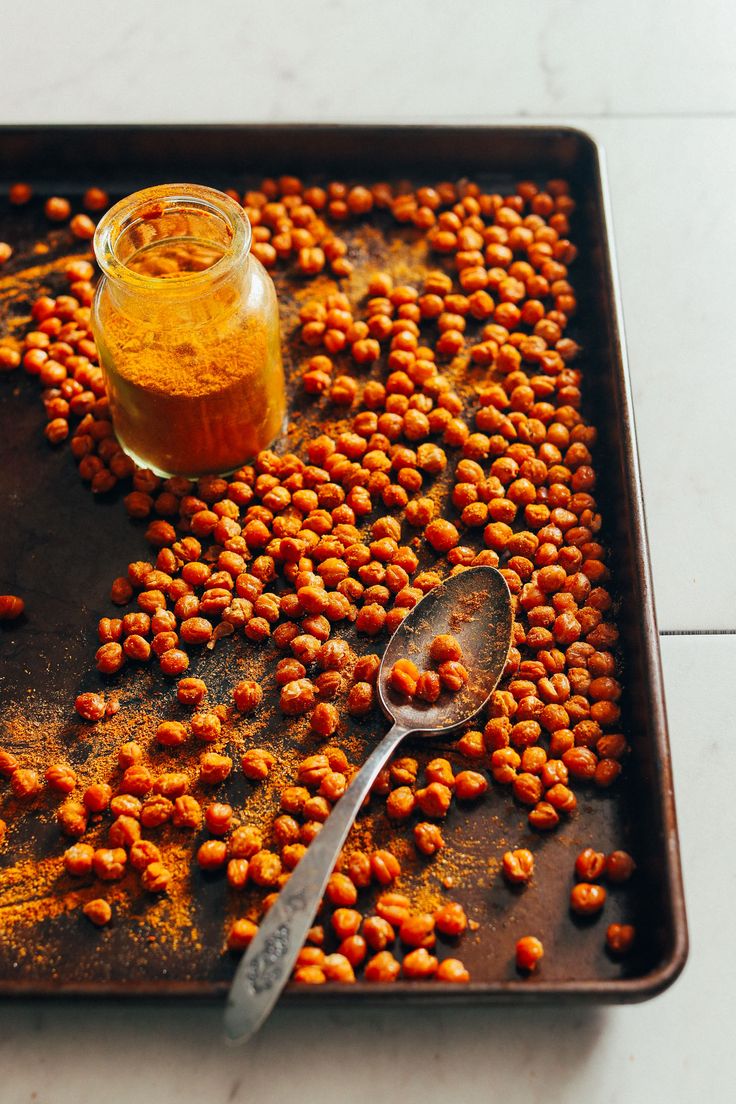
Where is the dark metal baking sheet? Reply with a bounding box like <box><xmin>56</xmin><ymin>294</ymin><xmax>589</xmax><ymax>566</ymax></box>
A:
<box><xmin>0</xmin><ymin>125</ymin><xmax>687</xmax><ymax>1002</ymax></box>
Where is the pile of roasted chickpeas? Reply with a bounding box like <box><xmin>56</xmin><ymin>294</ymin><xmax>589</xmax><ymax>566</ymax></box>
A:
<box><xmin>0</xmin><ymin>171</ymin><xmax>636</xmax><ymax>983</ymax></box>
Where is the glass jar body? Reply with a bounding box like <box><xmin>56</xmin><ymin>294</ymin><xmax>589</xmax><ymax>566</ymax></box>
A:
<box><xmin>92</xmin><ymin>185</ymin><xmax>285</xmax><ymax>479</ymax></box>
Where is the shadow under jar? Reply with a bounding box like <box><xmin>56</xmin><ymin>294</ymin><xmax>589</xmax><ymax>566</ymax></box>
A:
<box><xmin>92</xmin><ymin>183</ymin><xmax>285</xmax><ymax>478</ymax></box>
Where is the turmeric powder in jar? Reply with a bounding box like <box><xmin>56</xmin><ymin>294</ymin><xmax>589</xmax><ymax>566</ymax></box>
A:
<box><xmin>92</xmin><ymin>184</ymin><xmax>285</xmax><ymax>477</ymax></box>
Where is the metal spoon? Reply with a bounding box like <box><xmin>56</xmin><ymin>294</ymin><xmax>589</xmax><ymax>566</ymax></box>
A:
<box><xmin>224</xmin><ymin>564</ymin><xmax>513</xmax><ymax>1044</ymax></box>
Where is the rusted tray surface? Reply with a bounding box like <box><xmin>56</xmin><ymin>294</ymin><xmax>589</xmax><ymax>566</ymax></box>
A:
<box><xmin>0</xmin><ymin>125</ymin><xmax>687</xmax><ymax>1001</ymax></box>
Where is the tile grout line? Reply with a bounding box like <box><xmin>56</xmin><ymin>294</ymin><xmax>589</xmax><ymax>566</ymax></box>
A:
<box><xmin>514</xmin><ymin>111</ymin><xmax>736</xmax><ymax>120</ymax></box>
<box><xmin>659</xmin><ymin>629</ymin><xmax>736</xmax><ymax>636</ymax></box>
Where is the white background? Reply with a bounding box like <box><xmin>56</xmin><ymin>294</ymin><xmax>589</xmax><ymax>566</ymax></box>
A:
<box><xmin>1</xmin><ymin>2</ymin><xmax>735</xmax><ymax>1101</ymax></box>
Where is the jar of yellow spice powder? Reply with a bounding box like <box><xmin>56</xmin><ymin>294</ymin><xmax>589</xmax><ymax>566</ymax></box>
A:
<box><xmin>92</xmin><ymin>183</ymin><xmax>285</xmax><ymax>478</ymax></box>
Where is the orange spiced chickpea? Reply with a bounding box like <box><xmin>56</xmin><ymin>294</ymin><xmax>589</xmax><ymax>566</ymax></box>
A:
<box><xmin>424</xmin><ymin>518</ymin><xmax>459</xmax><ymax>552</ymax></box>
<box><xmin>415</xmin><ymin>781</ymin><xmax>452</xmax><ymax>818</ymax></box>
<box><xmin>108</xmin><ymin>814</ymin><xmax>141</xmax><ymax>848</ymax></box>
<box><xmin>173</xmin><ymin>795</ymin><xmax>203</xmax><ymax>829</ymax></box>
<box><xmin>364</xmin><ymin>950</ymin><xmax>401</xmax><ymax>982</ymax></box>
<box><xmin>438</xmin><ymin>660</ymin><xmax>469</xmax><ymax>692</ymax></box>
<box><xmin>0</xmin><ymin>595</ymin><xmax>24</xmax><ymax>620</ymax></box>
<box><xmin>83</xmin><ymin>186</ymin><xmax>109</xmax><ymax>211</ymax></box>
<box><xmin>402</xmin><ymin>948</ymin><xmax>439</xmax><ymax>978</ymax></box>
<box><xmin>426</xmin><ymin>758</ymin><xmax>455</xmax><ymax>787</ymax></box>
<box><xmin>83</xmin><ymin>782</ymin><xmax>113</xmax><ymax>812</ymax></box>
<box><xmin>326</xmin><ymin>872</ymin><xmax>358</xmax><ymax>907</ymax></box>
<box><xmin>362</xmin><ymin>915</ymin><xmax>396</xmax><ymax>951</ymax></box>
<box><xmin>415</xmin><ymin>671</ymin><xmax>441</xmax><ymax>702</ymax></box>
<box><xmin>70</xmin><ymin>213</ymin><xmax>96</xmax><ymax>240</ymax></box>
<box><xmin>375</xmin><ymin>892</ymin><xmax>412</xmax><ymax>927</ymax></box>
<box><xmin>386</xmin><ymin>786</ymin><xmax>416</xmax><ymax>820</ymax></box>
<box><xmin>177</xmin><ymin>677</ymin><xmax>208</xmax><ymax>706</ymax></box>
<box><xmin>399</xmin><ymin>913</ymin><xmax>436</xmax><ymax>948</ymax></box>
<box><xmin>75</xmin><ymin>692</ymin><xmax>106</xmax><ymax>722</ymax></box>
<box><xmin>347</xmin><ymin>681</ymin><xmax>375</xmax><ymax>716</ymax></box>
<box><xmin>248</xmin><ymin>850</ymin><xmax>282</xmax><ymax>886</ymax></box>
<box><xmin>228</xmin><ymin>825</ymin><xmax>263</xmax><ymax>859</ymax></box>
<box><xmin>370</xmin><ymin>849</ymin><xmax>401</xmax><ymax>885</ymax></box>
<box><xmin>44</xmin><ymin>196</ymin><xmax>71</xmax><ymax>221</ymax></box>
<box><xmin>429</xmin><ymin>634</ymin><xmax>463</xmax><ymax>663</ymax></box>
<box><xmin>159</xmin><ymin>648</ymin><xmax>189</xmax><ymax>676</ymax></box>
<box><xmin>413</xmin><ymin>821</ymin><xmax>444</xmax><ymax>856</ymax></box>
<box><xmin>9</xmin><ymin>182</ymin><xmax>32</xmax><ymax>204</ymax></box>
<box><xmin>570</xmin><ymin>882</ymin><xmax>607</xmax><ymax>915</ymax></box>
<box><xmin>322</xmin><ymin>953</ymin><xmax>356</xmax><ymax>983</ymax></box>
<box><xmin>454</xmin><ymin>770</ymin><xmax>488</xmax><ymax>800</ymax></box>
<box><xmin>241</xmin><ymin>748</ymin><xmax>275</xmax><ymax>781</ymax></box>
<box><xmin>141</xmin><ymin>862</ymin><xmax>172</xmax><ymax>893</ymax></box>
<box><xmin>280</xmin><ymin>678</ymin><xmax>316</xmax><ymax>715</ymax></box>
<box><xmin>11</xmin><ymin>768</ymin><xmax>41</xmax><ymax>799</ymax></box>
<box><xmin>92</xmin><ymin>848</ymin><xmax>127</xmax><ymax>881</ymax></box>
<box><xmin>331</xmin><ymin>908</ymin><xmax>362</xmax><ymax>940</ymax></box>
<box><xmin>228</xmin><ymin>918</ymin><xmax>259</xmax><ymax>951</ymax></box>
<box><xmin>575</xmin><ymin>847</ymin><xmax>606</xmax><ymax>881</ymax></box>
<box><xmin>156</xmin><ymin>719</ymin><xmax>188</xmax><ymax>747</ymax></box>
<box><xmin>434</xmin><ymin>902</ymin><xmax>468</xmax><ymax>937</ymax></box>
<box><xmin>205</xmin><ymin>803</ymin><xmax>234</xmax><ymax>835</ymax></box>
<box><xmin>436</xmin><ymin>958</ymin><xmax>470</xmax><ymax>983</ymax></box>
<box><xmin>515</xmin><ymin>935</ymin><xmax>544</xmax><ymax>972</ymax></box>
<box><xmin>197</xmin><ymin>839</ymin><xmax>227</xmax><ymax>870</ymax></box>
<box><xmin>45</xmin><ymin>764</ymin><xmax>77</xmax><ymax>794</ymax></box>
<box><xmin>227</xmin><ymin>858</ymin><xmax>250</xmax><ymax>889</ymax></box>
<box><xmin>293</xmin><ymin>965</ymin><xmax>327</xmax><ymax>984</ymax></box>
<box><xmin>605</xmin><ymin>850</ymin><xmax>636</xmax><ymax>883</ymax></box>
<box><xmin>83</xmin><ymin>898</ymin><xmax>112</xmax><ymax>927</ymax></box>
<box><xmin>64</xmin><ymin>843</ymin><xmax>95</xmax><ymax>876</ymax></box>
<box><xmin>347</xmin><ymin>850</ymin><xmax>372</xmax><ymax>887</ymax></box>
<box><xmin>190</xmin><ymin>711</ymin><xmax>221</xmax><ymax>742</ymax></box>
<box><xmin>57</xmin><ymin>801</ymin><xmax>88</xmax><ymax>837</ymax></box>
<box><xmin>388</xmin><ymin>658</ymin><xmax>420</xmax><ymax>696</ymax></box>
<box><xmin>528</xmin><ymin>801</ymin><xmax>560</xmax><ymax>831</ymax></box>
<box><xmin>233</xmin><ymin>679</ymin><xmax>263</xmax><ymax>713</ymax></box>
<box><xmin>502</xmin><ymin>849</ymin><xmax>535</xmax><ymax>885</ymax></box>
<box><xmin>606</xmin><ymin>923</ymin><xmax>636</xmax><ymax>955</ymax></box>
<box><xmin>129</xmin><ymin>840</ymin><xmax>162</xmax><ymax>872</ymax></box>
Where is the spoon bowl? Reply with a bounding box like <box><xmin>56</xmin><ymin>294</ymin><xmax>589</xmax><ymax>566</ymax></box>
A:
<box><xmin>378</xmin><ymin>565</ymin><xmax>513</xmax><ymax>733</ymax></box>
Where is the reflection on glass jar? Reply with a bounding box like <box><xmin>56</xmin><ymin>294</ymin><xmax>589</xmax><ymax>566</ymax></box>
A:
<box><xmin>92</xmin><ymin>183</ymin><xmax>285</xmax><ymax>478</ymax></box>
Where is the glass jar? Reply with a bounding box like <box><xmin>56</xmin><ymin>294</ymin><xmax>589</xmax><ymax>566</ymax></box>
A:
<box><xmin>92</xmin><ymin>183</ymin><xmax>285</xmax><ymax>478</ymax></box>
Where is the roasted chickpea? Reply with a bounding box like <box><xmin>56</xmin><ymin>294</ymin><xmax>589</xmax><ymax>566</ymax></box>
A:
<box><xmin>605</xmin><ymin>850</ymin><xmax>636</xmax><ymax>883</ymax></box>
<box><xmin>364</xmin><ymin>950</ymin><xmax>400</xmax><ymax>982</ymax></box>
<box><xmin>502</xmin><ymin>849</ymin><xmax>535</xmax><ymax>885</ymax></box>
<box><xmin>515</xmin><ymin>935</ymin><xmax>544</xmax><ymax>972</ymax></box>
<box><xmin>434</xmin><ymin>901</ymin><xmax>468</xmax><ymax>936</ymax></box>
<box><xmin>370</xmin><ymin>849</ymin><xmax>401</xmax><ymax>885</ymax></box>
<box><xmin>429</xmin><ymin>634</ymin><xmax>462</xmax><ymax>663</ymax></box>
<box><xmin>436</xmin><ymin>957</ymin><xmax>470</xmax><ymax>982</ymax></box>
<box><xmin>228</xmin><ymin>918</ymin><xmax>259</xmax><ymax>951</ymax></box>
<box><xmin>570</xmin><ymin>882</ymin><xmax>607</xmax><ymax>915</ymax></box>
<box><xmin>606</xmin><ymin>923</ymin><xmax>636</xmax><ymax>955</ymax></box>
<box><xmin>575</xmin><ymin>847</ymin><xmax>606</xmax><ymax>881</ymax></box>
<box><xmin>413</xmin><ymin>821</ymin><xmax>444</xmax><ymax>856</ymax></box>
<box><xmin>83</xmin><ymin>898</ymin><xmax>112</xmax><ymax>926</ymax></box>
<box><xmin>415</xmin><ymin>782</ymin><xmax>452</xmax><ymax>819</ymax></box>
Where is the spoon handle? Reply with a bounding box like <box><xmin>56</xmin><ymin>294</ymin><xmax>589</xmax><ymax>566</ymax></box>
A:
<box><xmin>224</xmin><ymin>721</ymin><xmax>409</xmax><ymax>1044</ymax></box>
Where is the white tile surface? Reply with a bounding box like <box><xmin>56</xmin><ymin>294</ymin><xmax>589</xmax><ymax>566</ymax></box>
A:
<box><xmin>0</xmin><ymin>634</ymin><xmax>732</xmax><ymax>1104</ymax></box>
<box><xmin>1</xmin><ymin>1</ymin><xmax>735</xmax><ymax>1095</ymax></box>
<box><xmin>0</xmin><ymin>0</ymin><xmax>735</xmax><ymax>120</ymax></box>
<box><xmin>578</xmin><ymin>117</ymin><xmax>736</xmax><ymax>630</ymax></box>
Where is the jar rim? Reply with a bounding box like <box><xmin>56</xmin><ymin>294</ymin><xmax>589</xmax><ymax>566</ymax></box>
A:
<box><xmin>93</xmin><ymin>183</ymin><xmax>251</xmax><ymax>290</ymax></box>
